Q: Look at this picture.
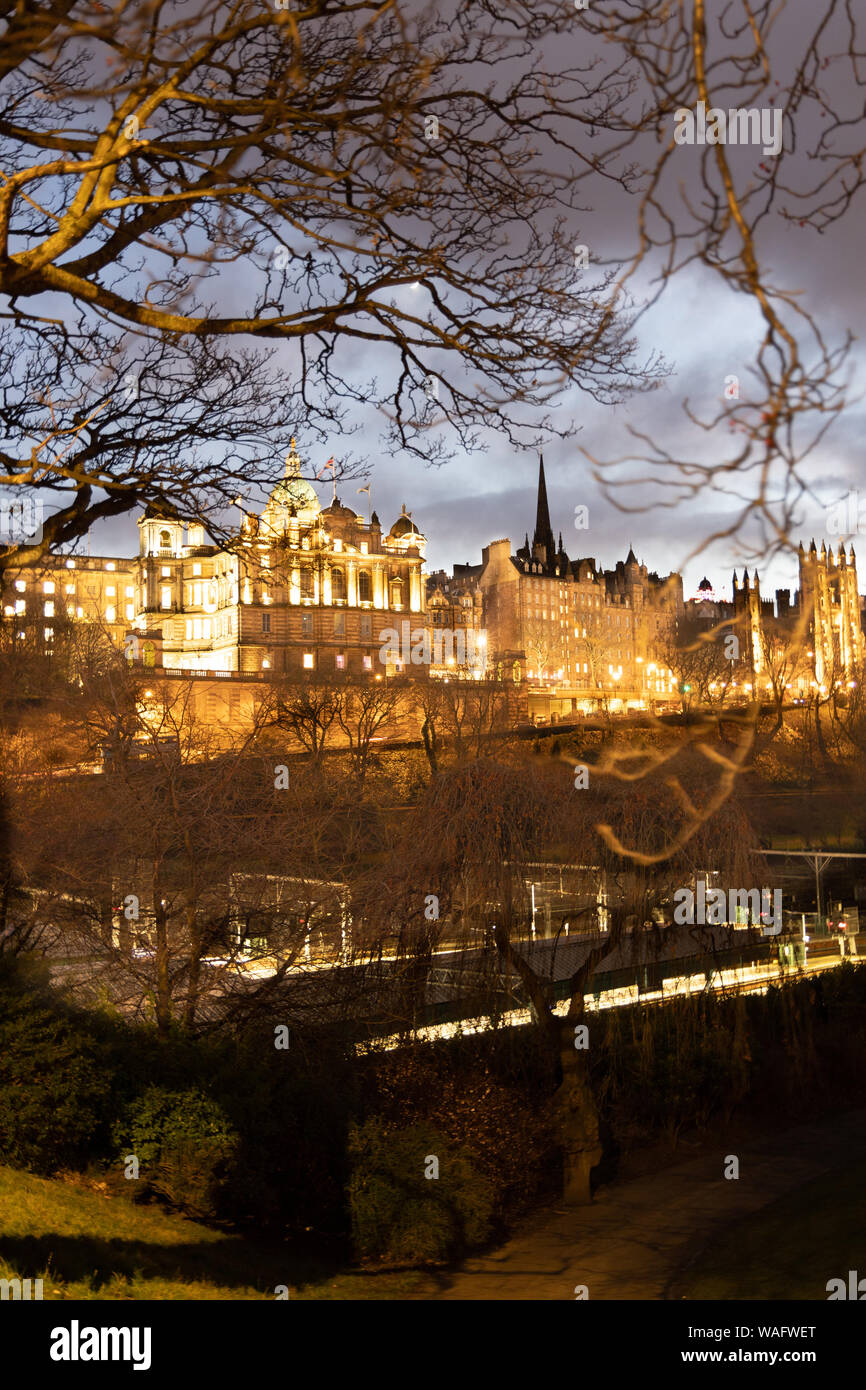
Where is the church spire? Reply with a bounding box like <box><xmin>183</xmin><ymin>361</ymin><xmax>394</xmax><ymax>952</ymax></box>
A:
<box><xmin>532</xmin><ymin>454</ymin><xmax>556</xmax><ymax>568</ymax></box>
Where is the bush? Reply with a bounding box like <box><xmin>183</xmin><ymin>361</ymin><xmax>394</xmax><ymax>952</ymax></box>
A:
<box><xmin>112</xmin><ymin>1086</ymin><xmax>239</xmax><ymax>1220</ymax></box>
<box><xmin>0</xmin><ymin>980</ymin><xmax>113</xmax><ymax>1173</ymax></box>
<box><xmin>347</xmin><ymin>1118</ymin><xmax>496</xmax><ymax>1265</ymax></box>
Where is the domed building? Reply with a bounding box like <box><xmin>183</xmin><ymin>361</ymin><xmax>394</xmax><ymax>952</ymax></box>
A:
<box><xmin>132</xmin><ymin>440</ymin><xmax>427</xmax><ymax>675</ymax></box>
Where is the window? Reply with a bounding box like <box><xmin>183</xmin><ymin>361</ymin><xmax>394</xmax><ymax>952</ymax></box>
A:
<box><xmin>358</xmin><ymin>570</ymin><xmax>372</xmax><ymax>603</ymax></box>
<box><xmin>336</xmin><ymin>653</ymin><xmax>346</xmax><ymax>670</ymax></box>
<box><xmin>300</xmin><ymin>567</ymin><xmax>314</xmax><ymax>599</ymax></box>
<box><xmin>161</xmin><ymin>587</ymin><xmax>171</xmax><ymax>609</ymax></box>
<box><xmin>303</xmin><ymin>652</ymin><xmax>314</xmax><ymax>669</ymax></box>
<box><xmin>331</xmin><ymin>567</ymin><xmax>346</xmax><ymax>601</ymax></box>
<box><xmin>106</xmin><ymin>562</ymin><xmax>115</xmax><ymax>572</ymax></box>
<box><xmin>43</xmin><ymin>580</ymin><xmax>55</xmax><ymax>594</ymax></box>
<box><xmin>193</xmin><ymin>562</ymin><xmax>202</xmax><ymax>576</ymax></box>
<box><xmin>301</xmin><ymin>612</ymin><xmax>313</xmax><ymax>635</ymax></box>
<box><xmin>193</xmin><ymin>618</ymin><xmax>202</xmax><ymax>639</ymax></box>
<box><xmin>14</xmin><ymin>580</ymin><xmax>25</xmax><ymax>592</ymax></box>
<box><xmin>161</xmin><ymin>566</ymin><xmax>171</xmax><ymax>578</ymax></box>
<box><xmin>203</xmin><ymin>619</ymin><xmax>212</xmax><ymax>640</ymax></box>
<box><xmin>125</xmin><ymin>605</ymin><xmax>134</xmax><ymax>621</ymax></box>
<box><xmin>333</xmin><ymin>537</ymin><xmax>342</xmax><ymax>553</ymax></box>
<box><xmin>126</xmin><ymin>585</ymin><xmax>134</xmax><ymax>598</ymax></box>
<box><xmin>44</xmin><ymin>600</ymin><xmax>54</xmax><ymax>617</ymax></box>
<box><xmin>14</xmin><ymin>600</ymin><xmax>24</xmax><ymax>615</ymax></box>
<box><xmin>193</xmin><ymin>583</ymin><xmax>202</xmax><ymax>606</ymax></box>
<box><xmin>44</xmin><ymin>627</ymin><xmax>54</xmax><ymax>642</ymax></box>
<box><xmin>361</xmin><ymin>613</ymin><xmax>372</xmax><ymax>639</ymax></box>
<box><xmin>76</xmin><ymin>607</ymin><xmax>83</xmax><ymax>618</ymax></box>
<box><xmin>262</xmin><ymin>612</ymin><xmax>271</xmax><ymax>633</ymax></box>
<box><xmin>390</xmin><ymin>580</ymin><xmax>403</xmax><ymax>607</ymax></box>
<box><xmin>363</xmin><ymin>654</ymin><xmax>372</xmax><ymax>671</ymax></box>
<box><xmin>66</xmin><ymin>560</ymin><xmax>75</xmax><ymax>570</ymax></box>
<box><xmin>105</xmin><ymin>607</ymin><xmax>116</xmax><ymax>623</ymax></box>
<box><xmin>334</xmin><ymin>612</ymin><xmax>345</xmax><ymax>637</ymax></box>
<box><xmin>65</xmin><ymin>584</ymin><xmax>75</xmax><ymax>596</ymax></box>
<box><xmin>106</xmin><ymin>585</ymin><xmax>116</xmax><ymax>597</ymax></box>
<box><xmin>360</xmin><ymin>541</ymin><xmax>368</xmax><ymax>555</ymax></box>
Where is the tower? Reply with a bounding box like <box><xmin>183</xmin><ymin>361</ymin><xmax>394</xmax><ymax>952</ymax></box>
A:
<box><xmin>531</xmin><ymin>455</ymin><xmax>556</xmax><ymax>569</ymax></box>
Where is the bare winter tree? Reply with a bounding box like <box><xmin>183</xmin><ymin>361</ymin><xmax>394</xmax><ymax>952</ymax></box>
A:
<box><xmin>0</xmin><ymin>0</ymin><xmax>665</xmax><ymax>571</ymax></box>
<box><xmin>372</xmin><ymin>752</ymin><xmax>757</xmax><ymax>1203</ymax></box>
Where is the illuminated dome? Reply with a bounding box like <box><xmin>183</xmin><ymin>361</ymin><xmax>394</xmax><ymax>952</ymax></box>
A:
<box><xmin>261</xmin><ymin>439</ymin><xmax>320</xmax><ymax>535</ymax></box>
<box><xmin>389</xmin><ymin>503</ymin><xmax>423</xmax><ymax>540</ymax></box>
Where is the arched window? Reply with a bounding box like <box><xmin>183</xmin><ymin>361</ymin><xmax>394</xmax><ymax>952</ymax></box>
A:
<box><xmin>331</xmin><ymin>567</ymin><xmax>345</xmax><ymax>601</ymax></box>
<box><xmin>159</xmin><ymin>529</ymin><xmax>172</xmax><ymax>550</ymax></box>
<box><xmin>358</xmin><ymin>570</ymin><xmax>372</xmax><ymax>603</ymax></box>
<box><xmin>390</xmin><ymin>579</ymin><xmax>403</xmax><ymax>607</ymax></box>
<box><xmin>300</xmin><ymin>567</ymin><xmax>314</xmax><ymax>598</ymax></box>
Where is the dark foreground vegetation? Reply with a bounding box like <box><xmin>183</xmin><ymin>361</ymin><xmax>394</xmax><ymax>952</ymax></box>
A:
<box><xmin>3</xmin><ymin>953</ymin><xmax>866</xmax><ymax>1273</ymax></box>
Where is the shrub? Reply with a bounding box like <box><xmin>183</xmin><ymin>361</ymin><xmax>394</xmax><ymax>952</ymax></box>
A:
<box><xmin>112</xmin><ymin>1086</ymin><xmax>239</xmax><ymax>1220</ymax></box>
<box><xmin>347</xmin><ymin>1118</ymin><xmax>495</xmax><ymax>1265</ymax></box>
<box><xmin>0</xmin><ymin>983</ymin><xmax>113</xmax><ymax>1173</ymax></box>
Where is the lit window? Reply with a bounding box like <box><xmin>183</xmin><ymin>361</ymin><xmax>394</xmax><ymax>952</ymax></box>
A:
<box><xmin>65</xmin><ymin>584</ymin><xmax>75</xmax><ymax>596</ymax></box>
<box><xmin>105</xmin><ymin>606</ymin><xmax>116</xmax><ymax>622</ymax></box>
<box><xmin>193</xmin><ymin>618</ymin><xmax>202</xmax><ymax>640</ymax></box>
<box><xmin>185</xmin><ymin>620</ymin><xmax>192</xmax><ymax>640</ymax></box>
<box><xmin>44</xmin><ymin>627</ymin><xmax>53</xmax><ymax>642</ymax></box>
<box><xmin>15</xmin><ymin>600</ymin><xmax>24</xmax><ymax>615</ymax></box>
<box><xmin>336</xmin><ymin>653</ymin><xmax>346</xmax><ymax>670</ymax></box>
<box><xmin>360</xmin><ymin>541</ymin><xmax>368</xmax><ymax>555</ymax></box>
<box><xmin>106</xmin><ymin>585</ymin><xmax>116</xmax><ymax>597</ymax></box>
<box><xmin>125</xmin><ymin>604</ymin><xmax>134</xmax><ymax>621</ymax></box>
<box><xmin>3</xmin><ymin>606</ymin><xmax>12</xmax><ymax>617</ymax></box>
<box><xmin>14</xmin><ymin>580</ymin><xmax>25</xmax><ymax>592</ymax></box>
<box><xmin>161</xmin><ymin>587</ymin><xmax>171</xmax><ymax>609</ymax></box>
<box><xmin>126</xmin><ymin>585</ymin><xmax>134</xmax><ymax>598</ymax></box>
<box><xmin>262</xmin><ymin>657</ymin><xmax>271</xmax><ymax>669</ymax></box>
<box><xmin>333</xmin><ymin>537</ymin><xmax>342</xmax><ymax>553</ymax></box>
<box><xmin>76</xmin><ymin>606</ymin><xmax>83</xmax><ymax>618</ymax></box>
<box><xmin>193</xmin><ymin>562</ymin><xmax>202</xmax><ymax>576</ymax></box>
<box><xmin>44</xmin><ymin>600</ymin><xmax>54</xmax><ymax>617</ymax></box>
<box><xmin>363</xmin><ymin>654</ymin><xmax>372</xmax><ymax>671</ymax></box>
<box><xmin>66</xmin><ymin>560</ymin><xmax>75</xmax><ymax>570</ymax></box>
<box><xmin>303</xmin><ymin>652</ymin><xmax>314</xmax><ymax>669</ymax></box>
<box><xmin>193</xmin><ymin>583</ymin><xmax>202</xmax><ymax>605</ymax></box>
<box><xmin>43</xmin><ymin>580</ymin><xmax>55</xmax><ymax>594</ymax></box>
<box><xmin>106</xmin><ymin>562</ymin><xmax>116</xmax><ymax>572</ymax></box>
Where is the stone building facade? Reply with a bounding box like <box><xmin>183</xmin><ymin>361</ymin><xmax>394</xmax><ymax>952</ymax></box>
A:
<box><xmin>136</xmin><ymin>442</ymin><xmax>426</xmax><ymax>676</ymax></box>
<box><xmin>687</xmin><ymin>542</ymin><xmax>865</xmax><ymax>692</ymax></box>
<box><xmin>4</xmin><ymin>442</ymin><xmax>428</xmax><ymax>679</ymax></box>
<box><xmin>477</xmin><ymin>459</ymin><xmax>684</xmax><ymax>713</ymax></box>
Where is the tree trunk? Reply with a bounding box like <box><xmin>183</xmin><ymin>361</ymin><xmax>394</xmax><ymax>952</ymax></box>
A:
<box><xmin>555</xmin><ymin>1019</ymin><xmax>602</xmax><ymax>1205</ymax></box>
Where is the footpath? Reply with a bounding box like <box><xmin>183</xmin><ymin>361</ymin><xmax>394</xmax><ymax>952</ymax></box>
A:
<box><xmin>415</xmin><ymin>1108</ymin><xmax>866</xmax><ymax>1300</ymax></box>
